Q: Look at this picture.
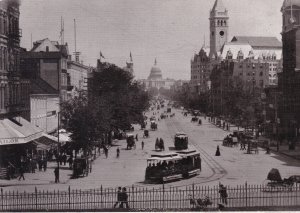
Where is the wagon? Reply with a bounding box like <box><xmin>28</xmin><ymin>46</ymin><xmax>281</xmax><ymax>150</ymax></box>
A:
<box><xmin>126</xmin><ymin>134</ymin><xmax>136</xmax><ymax>149</ymax></box>
<box><xmin>143</xmin><ymin>130</ymin><xmax>149</xmax><ymax>138</ymax></box>
<box><xmin>263</xmin><ymin>168</ymin><xmax>294</xmax><ymax>191</ymax></box>
<box><xmin>73</xmin><ymin>158</ymin><xmax>89</xmax><ymax>178</ymax></box>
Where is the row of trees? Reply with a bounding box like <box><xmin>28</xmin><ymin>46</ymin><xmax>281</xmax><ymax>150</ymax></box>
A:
<box><xmin>61</xmin><ymin>63</ymin><xmax>150</xmax><ymax>154</ymax></box>
<box><xmin>161</xmin><ymin>79</ymin><xmax>264</xmax><ymax>130</ymax></box>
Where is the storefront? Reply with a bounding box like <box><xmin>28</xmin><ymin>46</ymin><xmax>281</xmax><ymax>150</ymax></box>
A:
<box><xmin>0</xmin><ymin>117</ymin><xmax>44</xmax><ymax>179</ymax></box>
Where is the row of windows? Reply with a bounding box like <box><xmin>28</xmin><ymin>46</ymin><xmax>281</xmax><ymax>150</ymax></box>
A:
<box><xmin>0</xmin><ymin>11</ymin><xmax>19</xmax><ymax>36</ymax></box>
<box><xmin>0</xmin><ymin>86</ymin><xmax>8</xmax><ymax>110</ymax></box>
<box><xmin>0</xmin><ymin>47</ymin><xmax>8</xmax><ymax>70</ymax></box>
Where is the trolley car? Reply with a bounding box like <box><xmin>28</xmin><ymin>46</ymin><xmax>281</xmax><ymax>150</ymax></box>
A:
<box><xmin>174</xmin><ymin>132</ymin><xmax>188</xmax><ymax>150</ymax></box>
<box><xmin>145</xmin><ymin>149</ymin><xmax>201</xmax><ymax>183</ymax></box>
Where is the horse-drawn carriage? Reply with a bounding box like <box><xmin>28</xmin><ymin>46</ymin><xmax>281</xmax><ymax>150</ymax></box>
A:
<box><xmin>191</xmin><ymin>117</ymin><xmax>198</xmax><ymax>122</ymax></box>
<box><xmin>160</xmin><ymin>113</ymin><xmax>167</xmax><ymax>119</ymax></box>
<box><xmin>263</xmin><ymin>168</ymin><xmax>294</xmax><ymax>191</ymax></box>
<box><xmin>155</xmin><ymin>138</ymin><xmax>165</xmax><ymax>151</ymax></box>
<box><xmin>73</xmin><ymin>157</ymin><xmax>90</xmax><ymax>178</ymax></box>
<box><xmin>143</xmin><ymin>129</ymin><xmax>149</xmax><ymax>138</ymax></box>
<box><xmin>222</xmin><ymin>135</ymin><xmax>238</xmax><ymax>147</ymax></box>
<box><xmin>151</xmin><ymin>121</ymin><xmax>158</xmax><ymax>130</ymax></box>
<box><xmin>174</xmin><ymin>132</ymin><xmax>188</xmax><ymax>150</ymax></box>
<box><xmin>126</xmin><ymin>134</ymin><xmax>136</xmax><ymax>150</ymax></box>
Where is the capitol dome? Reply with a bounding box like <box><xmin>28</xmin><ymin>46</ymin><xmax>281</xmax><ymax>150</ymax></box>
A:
<box><xmin>148</xmin><ymin>58</ymin><xmax>163</xmax><ymax>80</ymax></box>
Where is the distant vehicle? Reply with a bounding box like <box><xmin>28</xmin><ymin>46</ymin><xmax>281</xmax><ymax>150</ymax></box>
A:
<box><xmin>160</xmin><ymin>113</ymin><xmax>167</xmax><ymax>119</ymax></box>
<box><xmin>73</xmin><ymin>157</ymin><xmax>90</xmax><ymax>178</ymax></box>
<box><xmin>287</xmin><ymin>175</ymin><xmax>300</xmax><ymax>183</ymax></box>
<box><xmin>126</xmin><ymin>133</ymin><xmax>136</xmax><ymax>149</ymax></box>
<box><xmin>151</xmin><ymin>121</ymin><xmax>158</xmax><ymax>130</ymax></box>
<box><xmin>143</xmin><ymin>129</ymin><xmax>149</xmax><ymax>138</ymax></box>
<box><xmin>145</xmin><ymin>150</ymin><xmax>201</xmax><ymax>183</ymax></box>
<box><xmin>174</xmin><ymin>132</ymin><xmax>188</xmax><ymax>150</ymax></box>
<box><xmin>191</xmin><ymin>117</ymin><xmax>198</xmax><ymax>122</ymax></box>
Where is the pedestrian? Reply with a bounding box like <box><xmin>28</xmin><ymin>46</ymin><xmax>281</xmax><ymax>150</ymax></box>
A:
<box><xmin>43</xmin><ymin>159</ymin><xmax>47</xmax><ymax>172</ymax></box>
<box><xmin>141</xmin><ymin>141</ymin><xmax>144</xmax><ymax>150</ymax></box>
<box><xmin>113</xmin><ymin>187</ymin><xmax>122</xmax><ymax>208</ymax></box>
<box><xmin>104</xmin><ymin>146</ymin><xmax>108</xmax><ymax>158</ymax></box>
<box><xmin>219</xmin><ymin>184</ymin><xmax>228</xmax><ymax>205</ymax></box>
<box><xmin>215</xmin><ymin>145</ymin><xmax>221</xmax><ymax>156</ymax></box>
<box><xmin>120</xmin><ymin>187</ymin><xmax>129</xmax><ymax>208</ymax></box>
<box><xmin>116</xmin><ymin>148</ymin><xmax>120</xmax><ymax>158</ymax></box>
<box><xmin>63</xmin><ymin>154</ymin><xmax>67</xmax><ymax>165</ymax></box>
<box><xmin>38</xmin><ymin>159</ymin><xmax>43</xmax><ymax>171</ymax></box>
<box><xmin>135</xmin><ymin>134</ymin><xmax>138</xmax><ymax>141</ymax></box>
<box><xmin>18</xmin><ymin>165</ymin><xmax>25</xmax><ymax>181</ymax></box>
<box><xmin>68</xmin><ymin>156</ymin><xmax>73</xmax><ymax>169</ymax></box>
<box><xmin>31</xmin><ymin>159</ymin><xmax>36</xmax><ymax>173</ymax></box>
<box><xmin>54</xmin><ymin>167</ymin><xmax>59</xmax><ymax>183</ymax></box>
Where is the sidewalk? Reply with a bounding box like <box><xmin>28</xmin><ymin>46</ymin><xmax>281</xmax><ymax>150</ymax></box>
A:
<box><xmin>0</xmin><ymin>162</ymin><xmax>72</xmax><ymax>187</ymax></box>
<box><xmin>208</xmin><ymin>118</ymin><xmax>300</xmax><ymax>161</ymax></box>
<box><xmin>257</xmin><ymin>135</ymin><xmax>300</xmax><ymax>160</ymax></box>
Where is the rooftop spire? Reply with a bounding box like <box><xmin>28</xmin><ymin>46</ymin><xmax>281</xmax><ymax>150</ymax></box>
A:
<box><xmin>212</xmin><ymin>0</ymin><xmax>226</xmax><ymax>12</ymax></box>
<box><xmin>130</xmin><ymin>52</ymin><xmax>133</xmax><ymax>62</ymax></box>
<box><xmin>154</xmin><ymin>58</ymin><xmax>157</xmax><ymax>65</ymax></box>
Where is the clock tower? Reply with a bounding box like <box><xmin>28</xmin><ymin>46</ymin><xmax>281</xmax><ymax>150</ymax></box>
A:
<box><xmin>209</xmin><ymin>0</ymin><xmax>229</xmax><ymax>59</ymax></box>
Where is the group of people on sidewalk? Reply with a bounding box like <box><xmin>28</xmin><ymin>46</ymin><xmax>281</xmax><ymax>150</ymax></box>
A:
<box><xmin>113</xmin><ymin>187</ymin><xmax>130</xmax><ymax>208</ymax></box>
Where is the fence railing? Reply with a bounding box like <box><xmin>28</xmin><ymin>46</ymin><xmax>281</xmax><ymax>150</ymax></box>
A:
<box><xmin>1</xmin><ymin>182</ymin><xmax>300</xmax><ymax>211</ymax></box>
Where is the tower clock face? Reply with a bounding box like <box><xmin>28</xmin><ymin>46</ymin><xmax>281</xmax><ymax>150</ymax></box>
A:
<box><xmin>219</xmin><ymin>31</ymin><xmax>225</xmax><ymax>37</ymax></box>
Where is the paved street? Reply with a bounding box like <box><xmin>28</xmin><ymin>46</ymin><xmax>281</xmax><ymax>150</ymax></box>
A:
<box><xmin>2</xmin><ymin>108</ymin><xmax>300</xmax><ymax>193</ymax></box>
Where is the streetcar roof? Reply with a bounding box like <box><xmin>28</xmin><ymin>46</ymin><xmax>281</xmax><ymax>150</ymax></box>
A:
<box><xmin>150</xmin><ymin>152</ymin><xmax>178</xmax><ymax>158</ymax></box>
<box><xmin>147</xmin><ymin>155</ymin><xmax>182</xmax><ymax>161</ymax></box>
<box><xmin>175</xmin><ymin>132</ymin><xmax>187</xmax><ymax>136</ymax></box>
<box><xmin>176</xmin><ymin>149</ymin><xmax>200</xmax><ymax>157</ymax></box>
<box><xmin>175</xmin><ymin>135</ymin><xmax>188</xmax><ymax>139</ymax></box>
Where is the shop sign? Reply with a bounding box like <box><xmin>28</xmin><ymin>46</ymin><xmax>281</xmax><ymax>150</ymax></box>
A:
<box><xmin>0</xmin><ymin>138</ymin><xmax>19</xmax><ymax>145</ymax></box>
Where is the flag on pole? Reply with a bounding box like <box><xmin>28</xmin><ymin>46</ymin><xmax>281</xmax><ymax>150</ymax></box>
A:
<box><xmin>100</xmin><ymin>51</ymin><xmax>105</xmax><ymax>59</ymax></box>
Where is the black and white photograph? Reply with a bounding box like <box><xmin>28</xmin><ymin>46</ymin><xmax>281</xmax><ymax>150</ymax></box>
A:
<box><xmin>0</xmin><ymin>0</ymin><xmax>300</xmax><ymax>211</ymax></box>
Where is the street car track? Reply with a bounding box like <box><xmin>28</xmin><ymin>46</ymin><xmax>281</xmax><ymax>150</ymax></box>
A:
<box><xmin>165</xmin><ymin>115</ymin><xmax>228</xmax><ymax>184</ymax></box>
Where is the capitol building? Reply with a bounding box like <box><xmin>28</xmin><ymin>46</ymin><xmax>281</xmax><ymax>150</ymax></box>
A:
<box><xmin>140</xmin><ymin>59</ymin><xmax>176</xmax><ymax>90</ymax></box>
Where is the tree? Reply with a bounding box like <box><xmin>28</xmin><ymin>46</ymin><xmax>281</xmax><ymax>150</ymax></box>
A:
<box><xmin>61</xmin><ymin>62</ymin><xmax>150</xmax><ymax>152</ymax></box>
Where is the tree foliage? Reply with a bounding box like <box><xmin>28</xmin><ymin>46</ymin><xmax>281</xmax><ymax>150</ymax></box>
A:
<box><xmin>61</xmin><ymin>63</ymin><xmax>150</xmax><ymax>151</ymax></box>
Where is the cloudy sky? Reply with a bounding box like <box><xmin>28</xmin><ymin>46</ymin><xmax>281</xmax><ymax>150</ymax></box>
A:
<box><xmin>19</xmin><ymin>0</ymin><xmax>283</xmax><ymax>80</ymax></box>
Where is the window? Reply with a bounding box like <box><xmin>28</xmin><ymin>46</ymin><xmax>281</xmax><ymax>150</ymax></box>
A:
<box><xmin>260</xmin><ymin>72</ymin><xmax>263</xmax><ymax>76</ymax></box>
<box><xmin>46</xmin><ymin>46</ymin><xmax>49</xmax><ymax>52</ymax></box>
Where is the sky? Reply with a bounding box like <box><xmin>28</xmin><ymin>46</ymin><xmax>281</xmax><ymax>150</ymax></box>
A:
<box><xmin>19</xmin><ymin>0</ymin><xmax>283</xmax><ymax>80</ymax></box>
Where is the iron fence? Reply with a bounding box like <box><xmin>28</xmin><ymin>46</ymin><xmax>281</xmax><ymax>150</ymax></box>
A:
<box><xmin>1</xmin><ymin>182</ymin><xmax>300</xmax><ymax>211</ymax></box>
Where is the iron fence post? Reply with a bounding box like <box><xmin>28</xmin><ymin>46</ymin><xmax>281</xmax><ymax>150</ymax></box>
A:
<box><xmin>1</xmin><ymin>188</ymin><xmax>3</xmax><ymax>211</ymax></box>
<box><xmin>132</xmin><ymin>185</ymin><xmax>135</xmax><ymax>209</ymax></box>
<box><xmin>100</xmin><ymin>185</ymin><xmax>103</xmax><ymax>209</ymax></box>
<box><xmin>163</xmin><ymin>182</ymin><xmax>165</xmax><ymax>210</ymax></box>
<box><xmin>192</xmin><ymin>183</ymin><xmax>195</xmax><ymax>201</ymax></box>
<box><xmin>35</xmin><ymin>187</ymin><xmax>38</xmax><ymax>210</ymax></box>
<box><xmin>245</xmin><ymin>182</ymin><xmax>248</xmax><ymax>207</ymax></box>
<box><xmin>68</xmin><ymin>186</ymin><xmax>71</xmax><ymax>210</ymax></box>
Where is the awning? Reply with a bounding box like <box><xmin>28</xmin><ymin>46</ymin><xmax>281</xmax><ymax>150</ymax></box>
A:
<box><xmin>0</xmin><ymin>117</ymin><xmax>43</xmax><ymax>146</ymax></box>
<box><xmin>33</xmin><ymin>133</ymin><xmax>60</xmax><ymax>150</ymax></box>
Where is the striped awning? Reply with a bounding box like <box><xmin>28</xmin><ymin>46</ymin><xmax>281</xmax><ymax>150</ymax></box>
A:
<box><xmin>0</xmin><ymin>117</ymin><xmax>43</xmax><ymax>146</ymax></box>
